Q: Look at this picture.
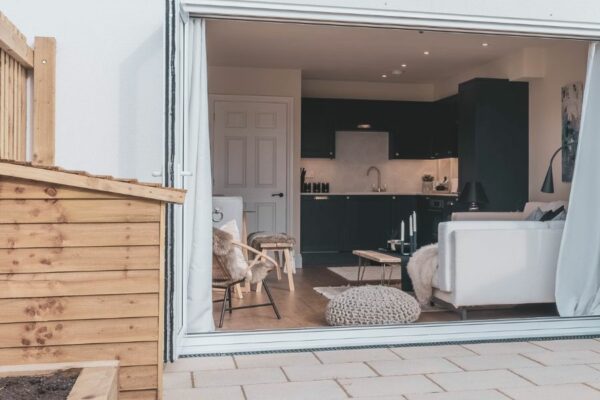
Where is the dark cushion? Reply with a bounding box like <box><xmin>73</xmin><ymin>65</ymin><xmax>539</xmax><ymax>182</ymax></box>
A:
<box><xmin>540</xmin><ymin>206</ymin><xmax>565</xmax><ymax>222</ymax></box>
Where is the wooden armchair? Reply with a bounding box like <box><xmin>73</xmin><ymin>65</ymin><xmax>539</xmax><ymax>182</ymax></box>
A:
<box><xmin>213</xmin><ymin>240</ymin><xmax>281</xmax><ymax>328</ymax></box>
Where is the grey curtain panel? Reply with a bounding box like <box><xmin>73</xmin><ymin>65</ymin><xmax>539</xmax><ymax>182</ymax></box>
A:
<box><xmin>186</xmin><ymin>18</ymin><xmax>216</xmax><ymax>332</ymax></box>
<box><xmin>556</xmin><ymin>42</ymin><xmax>600</xmax><ymax>317</ymax></box>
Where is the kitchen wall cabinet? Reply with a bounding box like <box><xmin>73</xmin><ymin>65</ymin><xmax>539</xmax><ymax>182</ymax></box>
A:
<box><xmin>388</xmin><ymin>102</ymin><xmax>434</xmax><ymax>160</ymax></box>
<box><xmin>430</xmin><ymin>95</ymin><xmax>459</xmax><ymax>159</ymax></box>
<box><xmin>301</xmin><ymin>98</ymin><xmax>336</xmax><ymax>158</ymax></box>
<box><xmin>301</xmin><ymin>98</ymin><xmax>458</xmax><ymax>160</ymax></box>
<box><xmin>458</xmin><ymin>78</ymin><xmax>528</xmax><ymax>212</ymax></box>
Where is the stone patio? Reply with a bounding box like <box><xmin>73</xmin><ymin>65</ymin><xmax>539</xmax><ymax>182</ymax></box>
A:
<box><xmin>163</xmin><ymin>339</ymin><xmax>600</xmax><ymax>399</ymax></box>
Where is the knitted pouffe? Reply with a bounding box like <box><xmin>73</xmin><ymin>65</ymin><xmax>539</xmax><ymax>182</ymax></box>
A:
<box><xmin>325</xmin><ymin>286</ymin><xmax>421</xmax><ymax>326</ymax></box>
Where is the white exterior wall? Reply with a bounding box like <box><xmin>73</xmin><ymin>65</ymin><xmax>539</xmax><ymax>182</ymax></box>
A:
<box><xmin>3</xmin><ymin>0</ymin><xmax>600</xmax><ymax>184</ymax></box>
<box><xmin>2</xmin><ymin>0</ymin><xmax>165</xmax><ymax>182</ymax></box>
<box><xmin>214</xmin><ymin>0</ymin><xmax>600</xmax><ymax>25</ymax></box>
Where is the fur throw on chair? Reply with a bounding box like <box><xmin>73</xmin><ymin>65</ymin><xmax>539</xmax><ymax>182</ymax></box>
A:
<box><xmin>407</xmin><ymin>243</ymin><xmax>439</xmax><ymax>305</ymax></box>
<box><xmin>213</xmin><ymin>228</ymin><xmax>273</xmax><ymax>284</ymax></box>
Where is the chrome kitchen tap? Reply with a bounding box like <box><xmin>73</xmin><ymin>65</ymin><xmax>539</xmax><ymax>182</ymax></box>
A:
<box><xmin>367</xmin><ymin>166</ymin><xmax>386</xmax><ymax>192</ymax></box>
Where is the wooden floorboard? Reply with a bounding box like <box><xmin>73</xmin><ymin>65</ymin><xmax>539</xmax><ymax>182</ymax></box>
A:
<box><xmin>213</xmin><ymin>267</ymin><xmax>558</xmax><ymax>331</ymax></box>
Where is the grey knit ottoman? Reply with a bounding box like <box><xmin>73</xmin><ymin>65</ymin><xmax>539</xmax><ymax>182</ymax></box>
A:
<box><xmin>325</xmin><ymin>286</ymin><xmax>421</xmax><ymax>326</ymax></box>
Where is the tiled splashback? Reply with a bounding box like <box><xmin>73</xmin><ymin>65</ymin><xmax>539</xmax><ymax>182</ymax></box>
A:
<box><xmin>300</xmin><ymin>131</ymin><xmax>458</xmax><ymax>193</ymax></box>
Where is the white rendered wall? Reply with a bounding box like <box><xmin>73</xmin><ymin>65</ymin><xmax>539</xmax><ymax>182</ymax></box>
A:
<box><xmin>2</xmin><ymin>0</ymin><xmax>165</xmax><ymax>182</ymax></box>
<box><xmin>212</xmin><ymin>0</ymin><xmax>600</xmax><ymax>26</ymax></box>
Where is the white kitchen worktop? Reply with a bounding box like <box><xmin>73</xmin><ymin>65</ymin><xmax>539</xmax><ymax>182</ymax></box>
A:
<box><xmin>301</xmin><ymin>192</ymin><xmax>458</xmax><ymax>197</ymax></box>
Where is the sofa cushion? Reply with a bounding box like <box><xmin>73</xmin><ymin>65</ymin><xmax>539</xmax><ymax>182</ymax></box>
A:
<box><xmin>525</xmin><ymin>207</ymin><xmax>544</xmax><ymax>221</ymax></box>
<box><xmin>540</xmin><ymin>205</ymin><xmax>565</xmax><ymax>221</ymax></box>
<box><xmin>523</xmin><ymin>201</ymin><xmax>568</xmax><ymax>217</ymax></box>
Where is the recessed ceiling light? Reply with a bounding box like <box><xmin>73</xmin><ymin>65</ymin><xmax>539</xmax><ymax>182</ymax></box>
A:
<box><xmin>392</xmin><ymin>70</ymin><xmax>402</xmax><ymax>75</ymax></box>
<box><xmin>482</xmin><ymin>43</ymin><xmax>489</xmax><ymax>47</ymax></box>
<box><xmin>381</xmin><ymin>74</ymin><xmax>388</xmax><ymax>78</ymax></box>
<box><xmin>423</xmin><ymin>51</ymin><xmax>430</xmax><ymax>55</ymax></box>
<box><xmin>401</xmin><ymin>64</ymin><xmax>407</xmax><ymax>68</ymax></box>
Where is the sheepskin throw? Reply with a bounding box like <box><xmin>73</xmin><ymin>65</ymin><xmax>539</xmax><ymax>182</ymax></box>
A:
<box><xmin>407</xmin><ymin>243</ymin><xmax>439</xmax><ymax>305</ymax></box>
<box><xmin>248</xmin><ymin>232</ymin><xmax>296</xmax><ymax>250</ymax></box>
<box><xmin>325</xmin><ymin>286</ymin><xmax>420</xmax><ymax>326</ymax></box>
<box><xmin>213</xmin><ymin>228</ymin><xmax>272</xmax><ymax>284</ymax></box>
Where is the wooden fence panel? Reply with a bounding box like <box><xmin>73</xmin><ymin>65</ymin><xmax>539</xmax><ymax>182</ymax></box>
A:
<box><xmin>0</xmin><ymin>48</ymin><xmax>27</xmax><ymax>161</ymax></box>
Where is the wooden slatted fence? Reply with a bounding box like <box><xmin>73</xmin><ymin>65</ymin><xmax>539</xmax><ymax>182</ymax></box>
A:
<box><xmin>0</xmin><ymin>12</ymin><xmax>55</xmax><ymax>164</ymax></box>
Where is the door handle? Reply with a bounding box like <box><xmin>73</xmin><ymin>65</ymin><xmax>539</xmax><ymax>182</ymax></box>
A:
<box><xmin>271</xmin><ymin>192</ymin><xmax>284</xmax><ymax>198</ymax></box>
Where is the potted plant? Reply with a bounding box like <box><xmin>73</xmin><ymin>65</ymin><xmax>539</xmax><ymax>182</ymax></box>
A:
<box><xmin>422</xmin><ymin>174</ymin><xmax>435</xmax><ymax>193</ymax></box>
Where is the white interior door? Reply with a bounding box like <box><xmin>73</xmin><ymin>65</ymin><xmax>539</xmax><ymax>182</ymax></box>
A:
<box><xmin>212</xmin><ymin>97</ymin><xmax>288</xmax><ymax>234</ymax></box>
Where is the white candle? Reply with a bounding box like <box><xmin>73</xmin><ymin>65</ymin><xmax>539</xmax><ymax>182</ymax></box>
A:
<box><xmin>413</xmin><ymin>211</ymin><xmax>417</xmax><ymax>232</ymax></box>
<box><xmin>409</xmin><ymin>216</ymin><xmax>413</xmax><ymax>236</ymax></box>
<box><xmin>401</xmin><ymin>221</ymin><xmax>405</xmax><ymax>241</ymax></box>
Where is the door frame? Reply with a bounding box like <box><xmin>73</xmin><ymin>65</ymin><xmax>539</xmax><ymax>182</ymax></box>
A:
<box><xmin>209</xmin><ymin>94</ymin><xmax>295</xmax><ymax>236</ymax></box>
<box><xmin>172</xmin><ymin>0</ymin><xmax>600</xmax><ymax>356</ymax></box>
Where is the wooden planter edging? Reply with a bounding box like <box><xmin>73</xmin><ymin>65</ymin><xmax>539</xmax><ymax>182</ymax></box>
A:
<box><xmin>0</xmin><ymin>360</ymin><xmax>119</xmax><ymax>400</ymax></box>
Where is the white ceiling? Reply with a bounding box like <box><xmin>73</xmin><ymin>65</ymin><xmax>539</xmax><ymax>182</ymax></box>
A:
<box><xmin>206</xmin><ymin>19</ymin><xmax>573</xmax><ymax>83</ymax></box>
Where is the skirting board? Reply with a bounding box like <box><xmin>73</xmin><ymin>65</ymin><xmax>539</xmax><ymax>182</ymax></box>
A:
<box><xmin>180</xmin><ymin>316</ymin><xmax>600</xmax><ymax>355</ymax></box>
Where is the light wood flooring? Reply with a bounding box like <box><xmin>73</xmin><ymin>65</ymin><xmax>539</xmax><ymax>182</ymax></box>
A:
<box><xmin>213</xmin><ymin>267</ymin><xmax>558</xmax><ymax>331</ymax></box>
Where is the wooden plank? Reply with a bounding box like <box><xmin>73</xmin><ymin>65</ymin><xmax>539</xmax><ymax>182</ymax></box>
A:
<box><xmin>120</xmin><ymin>366</ymin><xmax>158</xmax><ymax>391</ymax></box>
<box><xmin>157</xmin><ymin>204</ymin><xmax>165</xmax><ymax>396</ymax></box>
<box><xmin>18</xmin><ymin>66</ymin><xmax>26</xmax><ymax>160</ymax></box>
<box><xmin>0</xmin><ymin>246</ymin><xmax>160</xmax><ymax>274</ymax></box>
<box><xmin>0</xmin><ymin>317</ymin><xmax>158</xmax><ymax>348</ymax></box>
<box><xmin>0</xmin><ymin>341</ymin><xmax>158</xmax><ymax>366</ymax></box>
<box><xmin>0</xmin><ymin>294</ymin><xmax>159</xmax><ymax>323</ymax></box>
<box><xmin>0</xmin><ymin>163</ymin><xmax>186</xmax><ymax>203</ymax></box>
<box><xmin>0</xmin><ymin>360</ymin><xmax>118</xmax><ymax>375</ymax></box>
<box><xmin>7</xmin><ymin>55</ymin><xmax>14</xmax><ymax>159</ymax></box>
<box><xmin>0</xmin><ymin>222</ymin><xmax>160</xmax><ymax>249</ymax></box>
<box><xmin>0</xmin><ymin>12</ymin><xmax>34</xmax><ymax>68</ymax></box>
<box><xmin>119</xmin><ymin>390</ymin><xmax>157</xmax><ymax>400</ymax></box>
<box><xmin>1</xmin><ymin>50</ymin><xmax>6</xmax><ymax>159</ymax></box>
<box><xmin>0</xmin><ymin>270</ymin><xmax>159</xmax><ymax>298</ymax></box>
<box><xmin>32</xmin><ymin>37</ymin><xmax>56</xmax><ymax>166</ymax></box>
<box><xmin>0</xmin><ymin>199</ymin><xmax>161</xmax><ymax>223</ymax></box>
<box><xmin>67</xmin><ymin>366</ymin><xmax>119</xmax><ymax>400</ymax></box>
<box><xmin>0</xmin><ymin>177</ymin><xmax>129</xmax><ymax>199</ymax></box>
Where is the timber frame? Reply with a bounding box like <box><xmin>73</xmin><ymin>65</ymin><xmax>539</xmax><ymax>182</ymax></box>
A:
<box><xmin>172</xmin><ymin>0</ymin><xmax>600</xmax><ymax>356</ymax></box>
<box><xmin>0</xmin><ymin>12</ymin><xmax>56</xmax><ymax>165</ymax></box>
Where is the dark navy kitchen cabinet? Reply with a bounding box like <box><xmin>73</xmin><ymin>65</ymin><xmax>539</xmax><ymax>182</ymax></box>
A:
<box><xmin>416</xmin><ymin>195</ymin><xmax>458</xmax><ymax>247</ymax></box>
<box><xmin>333</xmin><ymin>99</ymin><xmax>390</xmax><ymax>132</ymax></box>
<box><xmin>458</xmin><ymin>78</ymin><xmax>528</xmax><ymax>212</ymax></box>
<box><xmin>300</xmin><ymin>195</ymin><xmax>344</xmax><ymax>253</ymax></box>
<box><xmin>301</xmin><ymin>98</ymin><xmax>336</xmax><ymax>158</ymax></box>
<box><xmin>388</xmin><ymin>102</ymin><xmax>435</xmax><ymax>160</ymax></box>
<box><xmin>430</xmin><ymin>95</ymin><xmax>459</xmax><ymax>159</ymax></box>
<box><xmin>343</xmin><ymin>195</ymin><xmax>393</xmax><ymax>251</ymax></box>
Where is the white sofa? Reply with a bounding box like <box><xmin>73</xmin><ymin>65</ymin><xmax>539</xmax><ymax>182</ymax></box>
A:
<box><xmin>433</xmin><ymin>201</ymin><xmax>567</xmax><ymax>316</ymax></box>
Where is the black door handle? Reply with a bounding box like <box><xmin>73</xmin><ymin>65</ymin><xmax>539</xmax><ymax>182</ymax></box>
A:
<box><xmin>271</xmin><ymin>192</ymin><xmax>284</xmax><ymax>198</ymax></box>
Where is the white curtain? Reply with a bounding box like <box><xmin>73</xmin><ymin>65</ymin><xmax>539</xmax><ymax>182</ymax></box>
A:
<box><xmin>556</xmin><ymin>42</ymin><xmax>600</xmax><ymax>317</ymax></box>
<box><xmin>185</xmin><ymin>18</ymin><xmax>215</xmax><ymax>332</ymax></box>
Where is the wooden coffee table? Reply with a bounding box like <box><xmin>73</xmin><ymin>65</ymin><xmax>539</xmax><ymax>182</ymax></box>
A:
<box><xmin>352</xmin><ymin>250</ymin><xmax>404</xmax><ymax>285</ymax></box>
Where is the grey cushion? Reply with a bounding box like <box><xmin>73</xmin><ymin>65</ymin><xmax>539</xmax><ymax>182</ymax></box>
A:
<box><xmin>525</xmin><ymin>207</ymin><xmax>544</xmax><ymax>221</ymax></box>
<box><xmin>553</xmin><ymin>210</ymin><xmax>567</xmax><ymax>221</ymax></box>
<box><xmin>325</xmin><ymin>286</ymin><xmax>421</xmax><ymax>326</ymax></box>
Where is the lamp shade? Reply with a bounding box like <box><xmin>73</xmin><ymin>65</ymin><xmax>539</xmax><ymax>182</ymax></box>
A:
<box><xmin>459</xmin><ymin>181</ymin><xmax>489</xmax><ymax>204</ymax></box>
<box><xmin>541</xmin><ymin>163</ymin><xmax>555</xmax><ymax>193</ymax></box>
